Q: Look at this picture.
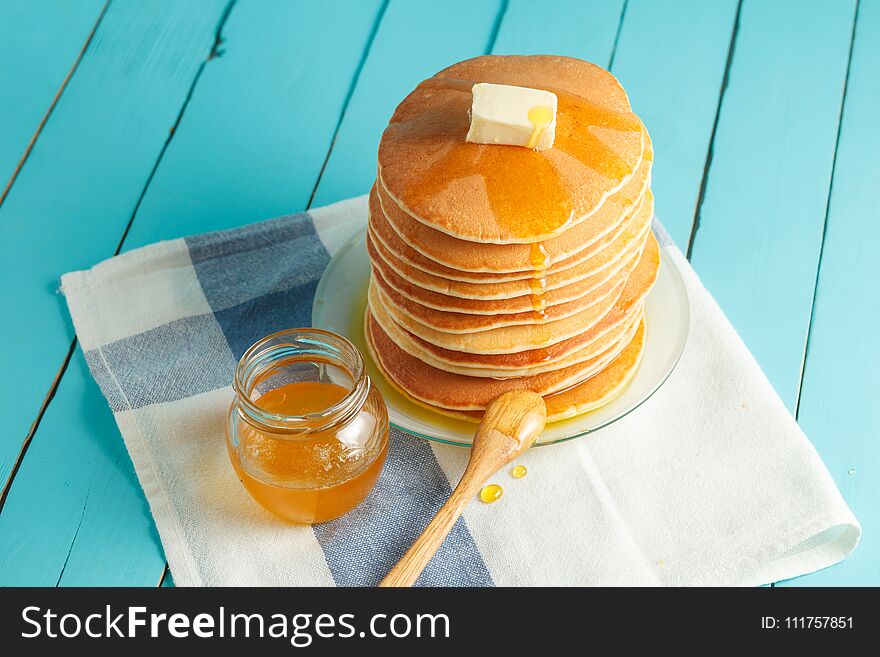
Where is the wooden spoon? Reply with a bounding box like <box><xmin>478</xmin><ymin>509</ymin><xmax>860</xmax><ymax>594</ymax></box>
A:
<box><xmin>379</xmin><ymin>390</ymin><xmax>547</xmax><ymax>587</ymax></box>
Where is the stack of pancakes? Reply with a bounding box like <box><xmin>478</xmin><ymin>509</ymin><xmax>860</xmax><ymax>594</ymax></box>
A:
<box><xmin>364</xmin><ymin>55</ymin><xmax>659</xmax><ymax>423</ymax></box>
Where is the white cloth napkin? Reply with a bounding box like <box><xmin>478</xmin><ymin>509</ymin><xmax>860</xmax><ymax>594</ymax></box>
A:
<box><xmin>62</xmin><ymin>195</ymin><xmax>859</xmax><ymax>586</ymax></box>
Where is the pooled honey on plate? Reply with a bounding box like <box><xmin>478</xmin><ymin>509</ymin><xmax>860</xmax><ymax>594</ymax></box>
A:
<box><xmin>227</xmin><ymin>330</ymin><xmax>388</xmax><ymax>524</ymax></box>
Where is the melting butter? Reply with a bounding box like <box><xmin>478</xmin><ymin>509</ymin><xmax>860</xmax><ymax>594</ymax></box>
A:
<box><xmin>466</xmin><ymin>82</ymin><xmax>557</xmax><ymax>151</ymax></box>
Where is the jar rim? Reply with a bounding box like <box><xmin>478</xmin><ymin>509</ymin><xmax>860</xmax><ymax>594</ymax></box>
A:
<box><xmin>232</xmin><ymin>327</ymin><xmax>369</xmax><ymax>434</ymax></box>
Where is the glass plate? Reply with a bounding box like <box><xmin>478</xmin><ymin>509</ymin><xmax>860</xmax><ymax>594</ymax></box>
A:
<box><xmin>312</xmin><ymin>229</ymin><xmax>689</xmax><ymax>446</ymax></box>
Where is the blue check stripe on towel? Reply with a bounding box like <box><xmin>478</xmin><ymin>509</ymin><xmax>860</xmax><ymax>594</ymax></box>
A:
<box><xmin>79</xmin><ymin>208</ymin><xmax>492</xmax><ymax>587</ymax></box>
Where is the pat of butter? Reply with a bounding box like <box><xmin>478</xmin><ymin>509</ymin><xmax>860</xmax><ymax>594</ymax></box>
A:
<box><xmin>466</xmin><ymin>82</ymin><xmax>557</xmax><ymax>151</ymax></box>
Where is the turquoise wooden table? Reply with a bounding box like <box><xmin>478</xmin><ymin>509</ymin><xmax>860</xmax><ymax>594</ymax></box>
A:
<box><xmin>0</xmin><ymin>0</ymin><xmax>876</xmax><ymax>587</ymax></box>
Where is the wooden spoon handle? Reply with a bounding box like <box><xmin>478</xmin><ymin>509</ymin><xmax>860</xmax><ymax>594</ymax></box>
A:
<box><xmin>378</xmin><ymin>390</ymin><xmax>546</xmax><ymax>588</ymax></box>
<box><xmin>378</xmin><ymin>482</ymin><xmax>475</xmax><ymax>588</ymax></box>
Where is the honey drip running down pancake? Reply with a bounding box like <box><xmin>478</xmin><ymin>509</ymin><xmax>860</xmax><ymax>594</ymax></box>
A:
<box><xmin>365</xmin><ymin>54</ymin><xmax>660</xmax><ymax>422</ymax></box>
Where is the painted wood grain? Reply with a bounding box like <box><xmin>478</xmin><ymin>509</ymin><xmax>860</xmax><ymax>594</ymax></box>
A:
<box><xmin>0</xmin><ymin>0</ymin><xmax>106</xmax><ymax>195</ymax></box>
<box><xmin>688</xmin><ymin>0</ymin><xmax>856</xmax><ymax>411</ymax></box>
<box><xmin>0</xmin><ymin>0</ymin><xmax>385</xmax><ymax>586</ymax></box>
<box><xmin>0</xmin><ymin>0</ymin><xmax>231</xmax><ymax>585</ymax></box>
<box><xmin>2</xmin><ymin>356</ymin><xmax>164</xmax><ymax>586</ymax></box>
<box><xmin>782</xmin><ymin>0</ymin><xmax>878</xmax><ymax>587</ymax></box>
<box><xmin>491</xmin><ymin>0</ymin><xmax>625</xmax><ymax>63</ymax></box>
<box><xmin>122</xmin><ymin>0</ymin><xmax>384</xmax><ymax>246</ymax></box>
<box><xmin>311</xmin><ymin>0</ymin><xmax>505</xmax><ymax>207</ymax></box>
<box><xmin>610</xmin><ymin>0</ymin><xmax>740</xmax><ymax>248</ymax></box>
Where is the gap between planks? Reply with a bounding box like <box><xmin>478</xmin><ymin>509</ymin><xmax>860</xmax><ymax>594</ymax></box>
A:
<box><xmin>0</xmin><ymin>341</ymin><xmax>77</xmax><ymax>511</ymax></box>
<box><xmin>606</xmin><ymin>0</ymin><xmax>630</xmax><ymax>71</ymax></box>
<box><xmin>306</xmin><ymin>0</ymin><xmax>391</xmax><ymax>211</ymax></box>
<box><xmin>685</xmin><ymin>0</ymin><xmax>743</xmax><ymax>261</ymax></box>
<box><xmin>794</xmin><ymin>0</ymin><xmax>861</xmax><ymax>419</ymax></box>
<box><xmin>0</xmin><ymin>0</ymin><xmax>239</xmax><ymax>587</ymax></box>
<box><xmin>0</xmin><ymin>1</ymin><xmax>111</xmax><ymax>211</ymax></box>
<box><xmin>485</xmin><ymin>0</ymin><xmax>510</xmax><ymax>54</ymax></box>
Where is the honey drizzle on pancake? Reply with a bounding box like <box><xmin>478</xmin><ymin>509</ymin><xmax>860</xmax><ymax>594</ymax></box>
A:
<box><xmin>526</xmin><ymin>104</ymin><xmax>553</xmax><ymax>149</ymax></box>
<box><xmin>528</xmin><ymin>276</ymin><xmax>547</xmax><ymax>315</ymax></box>
<box><xmin>387</xmin><ymin>77</ymin><xmax>641</xmax><ymax>241</ymax></box>
<box><xmin>527</xmin><ymin>242</ymin><xmax>551</xmax><ymax>364</ymax></box>
<box><xmin>528</xmin><ymin>242</ymin><xmax>549</xmax><ymax>319</ymax></box>
<box><xmin>525</xmin><ymin>242</ymin><xmax>552</xmax><ymax>364</ymax></box>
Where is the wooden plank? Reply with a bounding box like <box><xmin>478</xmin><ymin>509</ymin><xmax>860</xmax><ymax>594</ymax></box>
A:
<box><xmin>688</xmin><ymin>0</ymin><xmax>856</xmax><ymax>410</ymax></box>
<box><xmin>311</xmin><ymin>0</ymin><xmax>506</xmax><ymax>207</ymax></box>
<box><xmin>0</xmin><ymin>0</ymin><xmax>232</xmax><ymax>586</ymax></box>
<box><xmin>0</xmin><ymin>0</ymin><xmax>384</xmax><ymax>585</ymax></box>
<box><xmin>2</xmin><ymin>356</ymin><xmax>165</xmax><ymax>586</ymax></box>
<box><xmin>609</xmin><ymin>0</ymin><xmax>740</xmax><ymax>247</ymax></box>
<box><xmin>123</xmin><ymin>0</ymin><xmax>384</xmax><ymax>245</ymax></box>
<box><xmin>0</xmin><ymin>0</ymin><xmax>230</xmax><ymax>487</ymax></box>
<box><xmin>0</xmin><ymin>0</ymin><xmax>106</xmax><ymax>192</ymax></box>
<box><xmin>491</xmin><ymin>0</ymin><xmax>624</xmax><ymax>64</ymax></box>
<box><xmin>782</xmin><ymin>0</ymin><xmax>878</xmax><ymax>587</ymax></box>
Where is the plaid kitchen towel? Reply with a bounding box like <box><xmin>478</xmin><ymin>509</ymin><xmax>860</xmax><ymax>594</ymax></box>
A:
<box><xmin>62</xmin><ymin>196</ymin><xmax>859</xmax><ymax>586</ymax></box>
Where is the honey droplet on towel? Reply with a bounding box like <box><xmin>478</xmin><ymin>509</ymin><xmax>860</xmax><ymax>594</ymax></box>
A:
<box><xmin>480</xmin><ymin>483</ymin><xmax>504</xmax><ymax>503</ymax></box>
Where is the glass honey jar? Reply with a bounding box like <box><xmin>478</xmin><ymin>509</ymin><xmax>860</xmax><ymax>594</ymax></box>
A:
<box><xmin>226</xmin><ymin>328</ymin><xmax>388</xmax><ymax>524</ymax></box>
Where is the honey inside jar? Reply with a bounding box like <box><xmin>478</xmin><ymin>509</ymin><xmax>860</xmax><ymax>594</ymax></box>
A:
<box><xmin>226</xmin><ymin>330</ymin><xmax>388</xmax><ymax>524</ymax></box>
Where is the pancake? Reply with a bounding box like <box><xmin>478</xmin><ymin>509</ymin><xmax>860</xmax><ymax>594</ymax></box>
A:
<box><xmin>370</xmin><ymin>277</ymin><xmax>643</xmax><ymax>378</ymax></box>
<box><xmin>376</xmin><ymin>145</ymin><xmax>651</xmax><ymax>273</ymax></box>
<box><xmin>369</xmin><ymin>251</ymin><xmax>638</xmax><ymax>332</ymax></box>
<box><xmin>374</xmin><ymin>275</ymin><xmax>628</xmax><ymax>353</ymax></box>
<box><xmin>366</xmin><ymin>307</ymin><xmax>640</xmax><ymax>406</ymax></box>
<box><xmin>367</xmin><ymin>233</ymin><xmax>641</xmax><ymax>316</ymax></box>
<box><xmin>371</xmin><ymin>181</ymin><xmax>646</xmax><ymax>283</ymax></box>
<box><xmin>368</xmin><ymin>188</ymin><xmax>653</xmax><ymax>300</ymax></box>
<box><xmin>367</xmin><ymin>214</ymin><xmax>647</xmax><ymax>305</ymax></box>
<box><xmin>382</xmin><ymin>233</ymin><xmax>658</xmax><ymax>368</ymax></box>
<box><xmin>541</xmin><ymin>329</ymin><xmax>644</xmax><ymax>420</ymax></box>
<box><xmin>366</xmin><ymin>309</ymin><xmax>646</xmax><ymax>422</ymax></box>
<box><xmin>378</xmin><ymin>55</ymin><xmax>645</xmax><ymax>243</ymax></box>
